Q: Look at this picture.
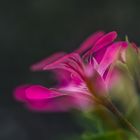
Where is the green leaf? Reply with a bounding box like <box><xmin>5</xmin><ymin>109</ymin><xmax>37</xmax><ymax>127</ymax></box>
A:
<box><xmin>73</xmin><ymin>111</ymin><xmax>102</xmax><ymax>133</ymax></box>
<box><xmin>82</xmin><ymin>130</ymin><xmax>128</xmax><ymax>140</ymax></box>
<box><xmin>126</xmin><ymin>44</ymin><xmax>140</xmax><ymax>78</ymax></box>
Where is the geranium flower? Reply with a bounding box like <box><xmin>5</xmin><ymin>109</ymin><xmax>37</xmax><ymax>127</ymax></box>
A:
<box><xmin>14</xmin><ymin>31</ymin><xmax>130</xmax><ymax>112</ymax></box>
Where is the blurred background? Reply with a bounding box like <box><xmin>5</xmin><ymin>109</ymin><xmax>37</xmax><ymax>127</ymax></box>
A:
<box><xmin>0</xmin><ymin>0</ymin><xmax>140</xmax><ymax>139</ymax></box>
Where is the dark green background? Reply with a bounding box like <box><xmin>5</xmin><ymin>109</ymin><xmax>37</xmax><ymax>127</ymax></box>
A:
<box><xmin>0</xmin><ymin>0</ymin><xmax>140</xmax><ymax>139</ymax></box>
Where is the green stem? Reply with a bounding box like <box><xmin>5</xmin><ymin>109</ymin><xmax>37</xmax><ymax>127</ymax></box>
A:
<box><xmin>87</xmin><ymin>79</ymin><xmax>140</xmax><ymax>139</ymax></box>
<box><xmin>101</xmin><ymin>97</ymin><xmax>140</xmax><ymax>140</ymax></box>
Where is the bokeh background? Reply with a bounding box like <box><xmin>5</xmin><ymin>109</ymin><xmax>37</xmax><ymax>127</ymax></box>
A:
<box><xmin>0</xmin><ymin>0</ymin><xmax>140</xmax><ymax>139</ymax></box>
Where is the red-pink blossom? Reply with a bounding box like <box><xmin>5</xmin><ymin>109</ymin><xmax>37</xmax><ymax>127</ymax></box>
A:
<box><xmin>14</xmin><ymin>31</ymin><xmax>133</xmax><ymax>112</ymax></box>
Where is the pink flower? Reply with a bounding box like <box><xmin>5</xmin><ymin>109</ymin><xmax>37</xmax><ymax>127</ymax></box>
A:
<box><xmin>14</xmin><ymin>31</ymin><xmax>131</xmax><ymax>112</ymax></box>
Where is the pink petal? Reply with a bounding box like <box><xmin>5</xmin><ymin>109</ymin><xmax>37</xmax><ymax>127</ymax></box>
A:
<box><xmin>30</xmin><ymin>52</ymin><xmax>66</xmax><ymax>71</ymax></box>
<box><xmin>75</xmin><ymin>31</ymin><xmax>105</xmax><ymax>54</ymax></box>
<box><xmin>25</xmin><ymin>85</ymin><xmax>93</xmax><ymax>112</ymax></box>
<box><xmin>43</xmin><ymin>53</ymin><xmax>79</xmax><ymax>70</ymax></box>
<box><xmin>26</xmin><ymin>93</ymin><xmax>92</xmax><ymax>112</ymax></box>
<box><xmin>104</xmin><ymin>66</ymin><xmax>120</xmax><ymax>89</ymax></box>
<box><xmin>83</xmin><ymin>31</ymin><xmax>117</xmax><ymax>61</ymax></box>
<box><xmin>84</xmin><ymin>61</ymin><xmax>98</xmax><ymax>78</ymax></box>
<box><xmin>98</xmin><ymin>41</ymin><xmax>128</xmax><ymax>76</ymax></box>
<box><xmin>43</xmin><ymin>53</ymin><xmax>85</xmax><ymax>81</ymax></box>
<box><xmin>13</xmin><ymin>85</ymin><xmax>31</xmax><ymax>102</ymax></box>
<box><xmin>25</xmin><ymin>85</ymin><xmax>73</xmax><ymax>111</ymax></box>
<box><xmin>53</xmin><ymin>69</ymin><xmax>72</xmax><ymax>87</ymax></box>
<box><xmin>92</xmin><ymin>31</ymin><xmax>117</xmax><ymax>52</ymax></box>
<box><xmin>93</xmin><ymin>46</ymin><xmax>108</xmax><ymax>63</ymax></box>
<box><xmin>58</xmin><ymin>86</ymin><xmax>94</xmax><ymax>110</ymax></box>
<box><xmin>25</xmin><ymin>85</ymin><xmax>63</xmax><ymax>100</ymax></box>
<box><xmin>26</xmin><ymin>95</ymin><xmax>76</xmax><ymax>112</ymax></box>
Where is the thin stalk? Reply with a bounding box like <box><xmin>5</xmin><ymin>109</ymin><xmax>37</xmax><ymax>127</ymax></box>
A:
<box><xmin>87</xmin><ymin>79</ymin><xmax>140</xmax><ymax>139</ymax></box>
<box><xmin>101</xmin><ymin>97</ymin><xmax>140</xmax><ymax>140</ymax></box>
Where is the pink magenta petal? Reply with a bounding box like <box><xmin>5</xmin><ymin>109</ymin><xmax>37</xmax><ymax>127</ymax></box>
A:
<box><xmin>25</xmin><ymin>85</ymin><xmax>93</xmax><ymax>112</ymax></box>
<box><xmin>26</xmin><ymin>93</ymin><xmax>92</xmax><ymax>112</ymax></box>
<box><xmin>93</xmin><ymin>46</ymin><xmax>108</xmax><ymax>63</ymax></box>
<box><xmin>25</xmin><ymin>85</ymin><xmax>64</xmax><ymax>100</ymax></box>
<box><xmin>43</xmin><ymin>53</ymin><xmax>86</xmax><ymax>81</ymax></box>
<box><xmin>57</xmin><ymin>86</ymin><xmax>94</xmax><ymax>110</ymax></box>
<box><xmin>91</xmin><ymin>31</ymin><xmax>117</xmax><ymax>53</ymax></box>
<box><xmin>75</xmin><ymin>31</ymin><xmax>105</xmax><ymax>54</ymax></box>
<box><xmin>104</xmin><ymin>66</ymin><xmax>120</xmax><ymax>89</ymax></box>
<box><xmin>82</xmin><ymin>31</ymin><xmax>117</xmax><ymax>61</ymax></box>
<box><xmin>98</xmin><ymin>41</ymin><xmax>128</xmax><ymax>76</ymax></box>
<box><xmin>53</xmin><ymin>69</ymin><xmax>72</xmax><ymax>86</ymax></box>
<box><xmin>14</xmin><ymin>85</ymin><xmax>31</xmax><ymax>102</ymax></box>
<box><xmin>31</xmin><ymin>52</ymin><xmax>66</xmax><ymax>71</ymax></box>
<box><xmin>26</xmin><ymin>97</ymin><xmax>75</xmax><ymax>112</ymax></box>
<box><xmin>43</xmin><ymin>53</ymin><xmax>79</xmax><ymax>70</ymax></box>
<box><xmin>25</xmin><ymin>85</ymin><xmax>73</xmax><ymax>111</ymax></box>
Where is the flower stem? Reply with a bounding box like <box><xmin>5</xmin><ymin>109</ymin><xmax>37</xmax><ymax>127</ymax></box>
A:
<box><xmin>101</xmin><ymin>97</ymin><xmax>140</xmax><ymax>140</ymax></box>
<box><xmin>87</xmin><ymin>79</ymin><xmax>140</xmax><ymax>139</ymax></box>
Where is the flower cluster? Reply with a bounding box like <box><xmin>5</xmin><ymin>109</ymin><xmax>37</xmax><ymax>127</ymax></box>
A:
<box><xmin>14</xmin><ymin>31</ymin><xmax>138</xmax><ymax>112</ymax></box>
